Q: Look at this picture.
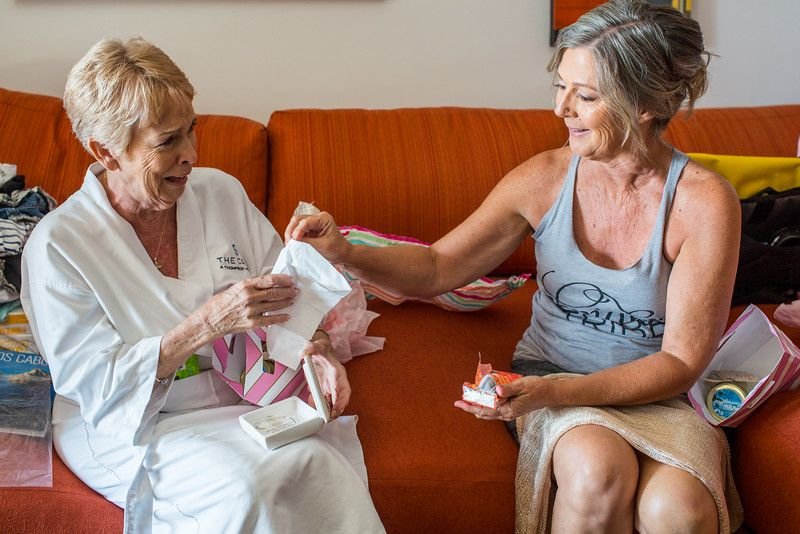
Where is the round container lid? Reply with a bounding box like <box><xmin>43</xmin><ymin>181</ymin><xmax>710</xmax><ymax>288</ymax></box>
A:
<box><xmin>706</xmin><ymin>381</ymin><xmax>747</xmax><ymax>422</ymax></box>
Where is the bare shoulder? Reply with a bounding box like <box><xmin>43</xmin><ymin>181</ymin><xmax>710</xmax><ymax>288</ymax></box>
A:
<box><xmin>503</xmin><ymin>146</ymin><xmax>571</xmax><ymax>190</ymax></box>
<box><xmin>492</xmin><ymin>147</ymin><xmax>572</xmax><ymax>225</ymax></box>
<box><xmin>671</xmin><ymin>160</ymin><xmax>741</xmax><ymax>246</ymax></box>
<box><xmin>675</xmin><ymin>160</ymin><xmax>740</xmax><ymax>218</ymax></box>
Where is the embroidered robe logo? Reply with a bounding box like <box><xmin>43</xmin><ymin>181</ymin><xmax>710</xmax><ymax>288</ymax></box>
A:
<box><xmin>217</xmin><ymin>243</ymin><xmax>248</xmax><ymax>271</ymax></box>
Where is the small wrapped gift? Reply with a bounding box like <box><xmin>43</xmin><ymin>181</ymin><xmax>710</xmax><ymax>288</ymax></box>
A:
<box><xmin>462</xmin><ymin>358</ymin><xmax>522</xmax><ymax>409</ymax></box>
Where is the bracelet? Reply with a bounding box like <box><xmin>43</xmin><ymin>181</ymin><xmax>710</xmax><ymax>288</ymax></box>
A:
<box><xmin>154</xmin><ymin>374</ymin><xmax>171</xmax><ymax>387</ymax></box>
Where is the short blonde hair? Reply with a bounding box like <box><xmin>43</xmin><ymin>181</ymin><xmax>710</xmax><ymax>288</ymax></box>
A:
<box><xmin>549</xmin><ymin>0</ymin><xmax>710</xmax><ymax>158</ymax></box>
<box><xmin>64</xmin><ymin>37</ymin><xmax>195</xmax><ymax>155</ymax></box>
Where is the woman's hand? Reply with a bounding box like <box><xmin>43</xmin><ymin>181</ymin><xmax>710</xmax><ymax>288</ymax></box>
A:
<box><xmin>159</xmin><ymin>274</ymin><xmax>297</xmax><ymax>381</ymax></box>
<box><xmin>303</xmin><ymin>335</ymin><xmax>351</xmax><ymax>419</ymax></box>
<box><xmin>454</xmin><ymin>375</ymin><xmax>554</xmax><ymax>421</ymax></box>
<box><xmin>197</xmin><ymin>274</ymin><xmax>297</xmax><ymax>339</ymax></box>
<box><xmin>284</xmin><ymin>211</ymin><xmax>352</xmax><ymax>265</ymax></box>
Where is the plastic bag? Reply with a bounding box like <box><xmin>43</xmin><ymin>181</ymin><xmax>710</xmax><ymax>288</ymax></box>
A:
<box><xmin>0</xmin><ymin>350</ymin><xmax>53</xmax><ymax>487</ymax></box>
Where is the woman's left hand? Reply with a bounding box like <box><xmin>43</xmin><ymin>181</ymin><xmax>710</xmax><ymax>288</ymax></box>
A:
<box><xmin>303</xmin><ymin>336</ymin><xmax>351</xmax><ymax>419</ymax></box>
<box><xmin>454</xmin><ymin>375</ymin><xmax>553</xmax><ymax>421</ymax></box>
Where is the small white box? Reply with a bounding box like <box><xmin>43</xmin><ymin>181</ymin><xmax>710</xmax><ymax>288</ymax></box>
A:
<box><xmin>239</xmin><ymin>355</ymin><xmax>331</xmax><ymax>450</ymax></box>
<box><xmin>461</xmin><ymin>385</ymin><xmax>501</xmax><ymax>409</ymax></box>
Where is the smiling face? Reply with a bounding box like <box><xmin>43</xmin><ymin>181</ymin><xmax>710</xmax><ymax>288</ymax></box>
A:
<box><xmin>105</xmin><ymin>111</ymin><xmax>198</xmax><ymax>213</ymax></box>
<box><xmin>553</xmin><ymin>47</ymin><xmax>619</xmax><ymax>160</ymax></box>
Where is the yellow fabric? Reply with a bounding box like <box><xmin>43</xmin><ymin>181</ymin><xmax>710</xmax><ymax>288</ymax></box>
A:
<box><xmin>689</xmin><ymin>153</ymin><xmax>800</xmax><ymax>199</ymax></box>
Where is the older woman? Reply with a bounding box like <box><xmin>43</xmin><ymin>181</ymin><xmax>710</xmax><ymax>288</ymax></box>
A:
<box><xmin>287</xmin><ymin>1</ymin><xmax>742</xmax><ymax>532</ymax></box>
<box><xmin>20</xmin><ymin>38</ymin><xmax>384</xmax><ymax>533</ymax></box>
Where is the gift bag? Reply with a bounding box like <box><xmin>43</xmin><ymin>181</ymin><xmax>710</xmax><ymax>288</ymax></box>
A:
<box><xmin>212</xmin><ymin>327</ymin><xmax>309</xmax><ymax>407</ymax></box>
<box><xmin>689</xmin><ymin>304</ymin><xmax>800</xmax><ymax>427</ymax></box>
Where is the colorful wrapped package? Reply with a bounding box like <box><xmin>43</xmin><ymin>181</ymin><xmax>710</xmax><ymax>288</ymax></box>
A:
<box><xmin>462</xmin><ymin>359</ymin><xmax>522</xmax><ymax>409</ymax></box>
<box><xmin>212</xmin><ymin>327</ymin><xmax>309</xmax><ymax>407</ymax></box>
<box><xmin>210</xmin><ymin>279</ymin><xmax>384</xmax><ymax>406</ymax></box>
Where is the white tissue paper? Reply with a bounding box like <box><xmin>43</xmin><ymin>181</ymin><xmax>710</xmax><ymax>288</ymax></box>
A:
<box><xmin>321</xmin><ymin>279</ymin><xmax>385</xmax><ymax>363</ymax></box>
<box><xmin>774</xmin><ymin>294</ymin><xmax>800</xmax><ymax>328</ymax></box>
<box><xmin>267</xmin><ymin>240</ymin><xmax>352</xmax><ymax>369</ymax></box>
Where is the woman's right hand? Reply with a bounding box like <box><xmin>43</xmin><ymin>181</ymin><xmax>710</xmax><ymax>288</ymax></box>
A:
<box><xmin>454</xmin><ymin>375</ymin><xmax>555</xmax><ymax>421</ymax></box>
<box><xmin>197</xmin><ymin>273</ymin><xmax>297</xmax><ymax>339</ymax></box>
<box><xmin>284</xmin><ymin>211</ymin><xmax>352</xmax><ymax>265</ymax></box>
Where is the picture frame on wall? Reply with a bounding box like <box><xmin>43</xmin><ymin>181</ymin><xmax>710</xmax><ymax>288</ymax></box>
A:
<box><xmin>550</xmin><ymin>0</ymin><xmax>692</xmax><ymax>46</ymax></box>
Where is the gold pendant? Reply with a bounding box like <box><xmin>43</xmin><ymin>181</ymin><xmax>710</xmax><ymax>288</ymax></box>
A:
<box><xmin>153</xmin><ymin>256</ymin><xmax>163</xmax><ymax>272</ymax></box>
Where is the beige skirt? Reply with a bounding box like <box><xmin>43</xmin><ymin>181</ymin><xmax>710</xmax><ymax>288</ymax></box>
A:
<box><xmin>515</xmin><ymin>375</ymin><xmax>743</xmax><ymax>533</ymax></box>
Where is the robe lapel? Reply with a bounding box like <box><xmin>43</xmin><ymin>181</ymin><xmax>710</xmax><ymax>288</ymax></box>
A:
<box><xmin>80</xmin><ymin>165</ymin><xmax>214</xmax><ymax>322</ymax></box>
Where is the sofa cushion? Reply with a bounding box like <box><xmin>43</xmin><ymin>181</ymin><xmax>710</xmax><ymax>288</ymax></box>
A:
<box><xmin>0</xmin><ymin>440</ymin><xmax>123</xmax><ymax>532</ymax></box>
<box><xmin>267</xmin><ymin>108</ymin><xmax>568</xmax><ymax>275</ymax></box>
<box><xmin>0</xmin><ymin>87</ymin><xmax>268</xmax><ymax>211</ymax></box>
<box><xmin>344</xmin><ymin>282</ymin><xmax>536</xmax><ymax>531</ymax></box>
<box><xmin>688</xmin><ymin>153</ymin><xmax>800</xmax><ymax>199</ymax></box>
<box><xmin>664</xmin><ymin>106</ymin><xmax>800</xmax><ymax>157</ymax></box>
<box><xmin>729</xmin><ymin>304</ymin><xmax>800</xmax><ymax>534</ymax></box>
<box><xmin>733</xmin><ymin>389</ymin><xmax>800</xmax><ymax>534</ymax></box>
<box><xmin>193</xmin><ymin>115</ymin><xmax>268</xmax><ymax>212</ymax></box>
<box><xmin>0</xmin><ymin>88</ymin><xmax>88</xmax><ymax>203</ymax></box>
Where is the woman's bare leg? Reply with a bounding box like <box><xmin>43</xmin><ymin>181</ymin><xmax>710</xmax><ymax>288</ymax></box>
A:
<box><xmin>551</xmin><ymin>425</ymin><xmax>639</xmax><ymax>533</ymax></box>
<box><xmin>634</xmin><ymin>452</ymin><xmax>718</xmax><ymax>534</ymax></box>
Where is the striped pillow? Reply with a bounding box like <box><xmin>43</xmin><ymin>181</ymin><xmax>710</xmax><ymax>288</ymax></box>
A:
<box><xmin>340</xmin><ymin>226</ymin><xmax>530</xmax><ymax>312</ymax></box>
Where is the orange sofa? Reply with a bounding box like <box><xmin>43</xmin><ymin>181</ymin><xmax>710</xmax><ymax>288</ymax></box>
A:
<box><xmin>1</xmin><ymin>86</ymin><xmax>799</xmax><ymax>533</ymax></box>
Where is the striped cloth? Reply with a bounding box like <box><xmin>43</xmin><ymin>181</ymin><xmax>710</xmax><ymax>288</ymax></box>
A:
<box><xmin>341</xmin><ymin>225</ymin><xmax>530</xmax><ymax>312</ymax></box>
<box><xmin>0</xmin><ymin>219</ymin><xmax>34</xmax><ymax>257</ymax></box>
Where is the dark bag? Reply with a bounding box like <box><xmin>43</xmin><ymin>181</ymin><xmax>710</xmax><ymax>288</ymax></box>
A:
<box><xmin>734</xmin><ymin>187</ymin><xmax>800</xmax><ymax>305</ymax></box>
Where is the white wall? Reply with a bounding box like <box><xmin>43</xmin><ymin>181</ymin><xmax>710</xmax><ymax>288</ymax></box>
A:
<box><xmin>0</xmin><ymin>0</ymin><xmax>797</xmax><ymax>123</ymax></box>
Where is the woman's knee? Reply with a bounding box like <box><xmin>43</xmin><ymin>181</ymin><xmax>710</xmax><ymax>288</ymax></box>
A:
<box><xmin>553</xmin><ymin>426</ymin><xmax>639</xmax><ymax>511</ymax></box>
<box><xmin>636</xmin><ymin>461</ymin><xmax>718</xmax><ymax>534</ymax></box>
<box><xmin>637</xmin><ymin>493</ymin><xmax>717</xmax><ymax>533</ymax></box>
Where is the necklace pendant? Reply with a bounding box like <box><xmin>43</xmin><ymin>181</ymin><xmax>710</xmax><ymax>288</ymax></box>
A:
<box><xmin>153</xmin><ymin>256</ymin><xmax>163</xmax><ymax>272</ymax></box>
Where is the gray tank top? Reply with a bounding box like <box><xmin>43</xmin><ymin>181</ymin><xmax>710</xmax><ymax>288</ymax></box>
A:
<box><xmin>514</xmin><ymin>149</ymin><xmax>689</xmax><ymax>374</ymax></box>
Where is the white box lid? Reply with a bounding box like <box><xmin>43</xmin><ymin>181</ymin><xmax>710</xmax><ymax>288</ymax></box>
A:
<box><xmin>303</xmin><ymin>354</ymin><xmax>331</xmax><ymax>423</ymax></box>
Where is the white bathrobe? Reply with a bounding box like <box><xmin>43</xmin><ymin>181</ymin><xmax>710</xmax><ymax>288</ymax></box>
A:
<box><xmin>20</xmin><ymin>163</ymin><xmax>385</xmax><ymax>534</ymax></box>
